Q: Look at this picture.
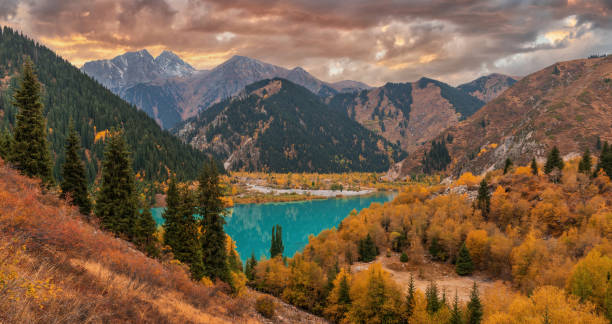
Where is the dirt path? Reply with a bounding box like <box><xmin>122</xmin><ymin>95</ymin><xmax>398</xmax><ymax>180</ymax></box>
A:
<box><xmin>351</xmin><ymin>253</ymin><xmax>497</xmax><ymax>303</ymax></box>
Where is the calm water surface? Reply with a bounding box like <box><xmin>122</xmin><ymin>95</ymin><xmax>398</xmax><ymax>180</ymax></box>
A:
<box><xmin>151</xmin><ymin>192</ymin><xmax>395</xmax><ymax>262</ymax></box>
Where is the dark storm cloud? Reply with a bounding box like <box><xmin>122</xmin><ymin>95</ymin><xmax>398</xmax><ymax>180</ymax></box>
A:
<box><xmin>3</xmin><ymin>0</ymin><xmax>612</xmax><ymax>85</ymax></box>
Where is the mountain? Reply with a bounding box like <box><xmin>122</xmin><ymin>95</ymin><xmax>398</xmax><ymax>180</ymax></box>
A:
<box><xmin>0</xmin><ymin>26</ymin><xmax>206</xmax><ymax>181</ymax></box>
<box><xmin>82</xmin><ymin>53</ymin><xmax>370</xmax><ymax>129</ymax></box>
<box><xmin>174</xmin><ymin>78</ymin><xmax>405</xmax><ymax>172</ymax></box>
<box><xmin>327</xmin><ymin>77</ymin><xmax>485</xmax><ymax>152</ymax></box>
<box><xmin>393</xmin><ymin>55</ymin><xmax>612</xmax><ymax>178</ymax></box>
<box><xmin>81</xmin><ymin>49</ymin><xmax>196</xmax><ymax>94</ymax></box>
<box><xmin>458</xmin><ymin>73</ymin><xmax>518</xmax><ymax>102</ymax></box>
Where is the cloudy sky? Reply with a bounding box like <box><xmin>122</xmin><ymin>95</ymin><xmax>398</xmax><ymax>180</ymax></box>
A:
<box><xmin>1</xmin><ymin>0</ymin><xmax>611</xmax><ymax>86</ymax></box>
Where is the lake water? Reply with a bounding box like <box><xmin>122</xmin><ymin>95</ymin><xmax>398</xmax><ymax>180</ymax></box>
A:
<box><xmin>151</xmin><ymin>192</ymin><xmax>395</xmax><ymax>263</ymax></box>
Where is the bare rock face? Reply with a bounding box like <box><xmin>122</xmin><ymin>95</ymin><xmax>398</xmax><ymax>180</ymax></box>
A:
<box><xmin>328</xmin><ymin>78</ymin><xmax>485</xmax><ymax>153</ymax></box>
<box><xmin>458</xmin><ymin>73</ymin><xmax>518</xmax><ymax>103</ymax></box>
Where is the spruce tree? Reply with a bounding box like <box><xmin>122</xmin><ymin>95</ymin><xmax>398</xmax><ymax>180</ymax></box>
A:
<box><xmin>337</xmin><ymin>274</ymin><xmax>351</xmax><ymax>306</ymax></box>
<box><xmin>9</xmin><ymin>58</ymin><xmax>53</xmax><ymax>185</ymax></box>
<box><xmin>503</xmin><ymin>158</ymin><xmax>513</xmax><ymax>174</ymax></box>
<box><xmin>245</xmin><ymin>252</ymin><xmax>257</xmax><ymax>281</ymax></box>
<box><xmin>596</xmin><ymin>142</ymin><xmax>612</xmax><ymax>178</ymax></box>
<box><xmin>476</xmin><ymin>179</ymin><xmax>490</xmax><ymax>220</ymax></box>
<box><xmin>163</xmin><ymin>177</ymin><xmax>205</xmax><ymax>280</ymax></box>
<box><xmin>466</xmin><ymin>282</ymin><xmax>483</xmax><ymax>324</ymax></box>
<box><xmin>134</xmin><ymin>204</ymin><xmax>158</xmax><ymax>257</ymax></box>
<box><xmin>578</xmin><ymin>148</ymin><xmax>592</xmax><ymax>175</ymax></box>
<box><xmin>406</xmin><ymin>274</ymin><xmax>416</xmax><ymax>317</ymax></box>
<box><xmin>426</xmin><ymin>281</ymin><xmax>441</xmax><ymax>314</ymax></box>
<box><xmin>0</xmin><ymin>128</ymin><xmax>13</xmax><ymax>160</ymax></box>
<box><xmin>270</xmin><ymin>224</ymin><xmax>284</xmax><ymax>258</ymax></box>
<box><xmin>197</xmin><ymin>159</ymin><xmax>229</xmax><ymax>282</ymax></box>
<box><xmin>358</xmin><ymin>234</ymin><xmax>378</xmax><ymax>262</ymax></box>
<box><xmin>456</xmin><ymin>243</ymin><xmax>474</xmax><ymax>276</ymax></box>
<box><xmin>60</xmin><ymin>120</ymin><xmax>91</xmax><ymax>215</ymax></box>
<box><xmin>531</xmin><ymin>157</ymin><xmax>539</xmax><ymax>175</ymax></box>
<box><xmin>94</xmin><ymin>130</ymin><xmax>138</xmax><ymax>239</ymax></box>
<box><xmin>544</xmin><ymin>146</ymin><xmax>564</xmax><ymax>174</ymax></box>
<box><xmin>449</xmin><ymin>290</ymin><xmax>463</xmax><ymax>324</ymax></box>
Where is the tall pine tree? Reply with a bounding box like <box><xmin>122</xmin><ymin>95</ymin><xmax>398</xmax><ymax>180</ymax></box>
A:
<box><xmin>133</xmin><ymin>204</ymin><xmax>159</xmax><ymax>257</ymax></box>
<box><xmin>503</xmin><ymin>158</ymin><xmax>513</xmax><ymax>174</ymax></box>
<box><xmin>406</xmin><ymin>274</ymin><xmax>416</xmax><ymax>318</ymax></box>
<box><xmin>449</xmin><ymin>290</ymin><xmax>463</xmax><ymax>324</ymax></box>
<box><xmin>578</xmin><ymin>148</ymin><xmax>592</xmax><ymax>175</ymax></box>
<box><xmin>456</xmin><ymin>243</ymin><xmax>474</xmax><ymax>276</ymax></box>
<box><xmin>531</xmin><ymin>157</ymin><xmax>539</xmax><ymax>175</ymax></box>
<box><xmin>270</xmin><ymin>224</ymin><xmax>284</xmax><ymax>258</ymax></box>
<box><xmin>466</xmin><ymin>282</ymin><xmax>483</xmax><ymax>324</ymax></box>
<box><xmin>0</xmin><ymin>128</ymin><xmax>13</xmax><ymax>160</ymax></box>
<box><xmin>544</xmin><ymin>146</ymin><xmax>564</xmax><ymax>174</ymax></box>
<box><xmin>426</xmin><ymin>281</ymin><xmax>441</xmax><ymax>314</ymax></box>
<box><xmin>9</xmin><ymin>58</ymin><xmax>53</xmax><ymax>185</ymax></box>
<box><xmin>60</xmin><ymin>120</ymin><xmax>91</xmax><ymax>215</ymax></box>
<box><xmin>162</xmin><ymin>177</ymin><xmax>205</xmax><ymax>280</ymax></box>
<box><xmin>476</xmin><ymin>179</ymin><xmax>490</xmax><ymax>220</ymax></box>
<box><xmin>94</xmin><ymin>130</ymin><xmax>138</xmax><ymax>239</ymax></box>
<box><xmin>197</xmin><ymin>159</ymin><xmax>229</xmax><ymax>282</ymax></box>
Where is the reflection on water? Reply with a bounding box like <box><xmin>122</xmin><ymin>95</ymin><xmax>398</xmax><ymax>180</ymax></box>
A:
<box><xmin>151</xmin><ymin>192</ymin><xmax>395</xmax><ymax>263</ymax></box>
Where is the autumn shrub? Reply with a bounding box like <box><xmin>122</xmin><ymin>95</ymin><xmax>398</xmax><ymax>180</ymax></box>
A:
<box><xmin>255</xmin><ymin>295</ymin><xmax>276</xmax><ymax>318</ymax></box>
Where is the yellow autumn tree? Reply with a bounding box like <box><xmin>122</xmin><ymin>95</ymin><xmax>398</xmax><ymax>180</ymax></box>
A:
<box><xmin>346</xmin><ymin>263</ymin><xmax>404</xmax><ymax>324</ymax></box>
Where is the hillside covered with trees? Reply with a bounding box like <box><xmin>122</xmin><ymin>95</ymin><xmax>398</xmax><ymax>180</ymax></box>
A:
<box><xmin>175</xmin><ymin>78</ymin><xmax>405</xmax><ymax>173</ymax></box>
<box><xmin>0</xmin><ymin>27</ymin><xmax>206</xmax><ymax>182</ymax></box>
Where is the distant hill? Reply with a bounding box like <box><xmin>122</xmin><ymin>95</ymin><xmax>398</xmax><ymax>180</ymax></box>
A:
<box><xmin>458</xmin><ymin>73</ymin><xmax>518</xmax><ymax>102</ymax></box>
<box><xmin>393</xmin><ymin>55</ymin><xmax>612</xmax><ymax>178</ymax></box>
<box><xmin>0</xmin><ymin>26</ymin><xmax>206</xmax><ymax>181</ymax></box>
<box><xmin>328</xmin><ymin>78</ymin><xmax>485</xmax><ymax>152</ymax></box>
<box><xmin>174</xmin><ymin>78</ymin><xmax>405</xmax><ymax>172</ymax></box>
<box><xmin>82</xmin><ymin>53</ymin><xmax>370</xmax><ymax>129</ymax></box>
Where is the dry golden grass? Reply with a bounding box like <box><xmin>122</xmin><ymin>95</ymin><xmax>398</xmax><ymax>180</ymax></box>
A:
<box><xmin>0</xmin><ymin>159</ymin><xmax>324</xmax><ymax>323</ymax></box>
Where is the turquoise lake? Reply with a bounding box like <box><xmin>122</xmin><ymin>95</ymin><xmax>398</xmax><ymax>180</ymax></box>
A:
<box><xmin>151</xmin><ymin>192</ymin><xmax>395</xmax><ymax>263</ymax></box>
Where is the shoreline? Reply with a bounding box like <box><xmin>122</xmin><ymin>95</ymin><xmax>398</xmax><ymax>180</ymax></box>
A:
<box><xmin>244</xmin><ymin>184</ymin><xmax>376</xmax><ymax>197</ymax></box>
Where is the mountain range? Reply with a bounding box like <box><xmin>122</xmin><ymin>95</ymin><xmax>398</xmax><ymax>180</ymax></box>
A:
<box><xmin>392</xmin><ymin>55</ymin><xmax>612</xmax><ymax>179</ymax></box>
<box><xmin>174</xmin><ymin>78</ymin><xmax>404</xmax><ymax>172</ymax></box>
<box><xmin>83</xmin><ymin>52</ymin><xmax>371</xmax><ymax>129</ymax></box>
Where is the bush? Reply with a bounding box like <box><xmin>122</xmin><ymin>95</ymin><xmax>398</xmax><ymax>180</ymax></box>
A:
<box><xmin>400</xmin><ymin>252</ymin><xmax>409</xmax><ymax>263</ymax></box>
<box><xmin>255</xmin><ymin>295</ymin><xmax>276</xmax><ymax>319</ymax></box>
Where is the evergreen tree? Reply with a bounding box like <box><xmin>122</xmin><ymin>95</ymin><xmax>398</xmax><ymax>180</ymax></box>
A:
<box><xmin>456</xmin><ymin>243</ymin><xmax>474</xmax><ymax>276</ymax></box>
<box><xmin>604</xmin><ymin>274</ymin><xmax>612</xmax><ymax>324</ymax></box>
<box><xmin>197</xmin><ymin>159</ymin><xmax>229</xmax><ymax>282</ymax></box>
<box><xmin>422</xmin><ymin>139</ymin><xmax>451</xmax><ymax>174</ymax></box>
<box><xmin>358</xmin><ymin>233</ymin><xmax>378</xmax><ymax>262</ymax></box>
<box><xmin>337</xmin><ymin>274</ymin><xmax>351</xmax><ymax>306</ymax></box>
<box><xmin>60</xmin><ymin>120</ymin><xmax>91</xmax><ymax>215</ymax></box>
<box><xmin>449</xmin><ymin>290</ymin><xmax>463</xmax><ymax>324</ymax></box>
<box><xmin>134</xmin><ymin>204</ymin><xmax>158</xmax><ymax>257</ymax></box>
<box><xmin>531</xmin><ymin>157</ymin><xmax>539</xmax><ymax>175</ymax></box>
<box><xmin>406</xmin><ymin>274</ymin><xmax>416</xmax><ymax>317</ymax></box>
<box><xmin>94</xmin><ymin>130</ymin><xmax>138</xmax><ymax>239</ymax></box>
<box><xmin>503</xmin><ymin>158</ymin><xmax>513</xmax><ymax>174</ymax></box>
<box><xmin>578</xmin><ymin>148</ymin><xmax>592</xmax><ymax>175</ymax></box>
<box><xmin>466</xmin><ymin>282</ymin><xmax>483</xmax><ymax>324</ymax></box>
<box><xmin>476</xmin><ymin>179</ymin><xmax>490</xmax><ymax>220</ymax></box>
<box><xmin>544</xmin><ymin>146</ymin><xmax>564</xmax><ymax>174</ymax></box>
<box><xmin>426</xmin><ymin>281</ymin><xmax>441</xmax><ymax>314</ymax></box>
<box><xmin>162</xmin><ymin>176</ymin><xmax>206</xmax><ymax>280</ymax></box>
<box><xmin>244</xmin><ymin>252</ymin><xmax>257</xmax><ymax>281</ymax></box>
<box><xmin>8</xmin><ymin>58</ymin><xmax>53</xmax><ymax>185</ymax></box>
<box><xmin>595</xmin><ymin>142</ymin><xmax>612</xmax><ymax>178</ymax></box>
<box><xmin>0</xmin><ymin>128</ymin><xmax>13</xmax><ymax>160</ymax></box>
<box><xmin>270</xmin><ymin>224</ymin><xmax>284</xmax><ymax>258</ymax></box>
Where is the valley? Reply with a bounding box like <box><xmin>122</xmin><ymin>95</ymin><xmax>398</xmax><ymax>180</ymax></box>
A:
<box><xmin>1</xmin><ymin>2</ymin><xmax>612</xmax><ymax>322</ymax></box>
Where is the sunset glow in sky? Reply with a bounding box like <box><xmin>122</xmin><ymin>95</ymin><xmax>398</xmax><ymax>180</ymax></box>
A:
<box><xmin>1</xmin><ymin>0</ymin><xmax>611</xmax><ymax>86</ymax></box>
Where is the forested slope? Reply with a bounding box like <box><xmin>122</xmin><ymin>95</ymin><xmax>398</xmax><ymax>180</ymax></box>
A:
<box><xmin>0</xmin><ymin>27</ymin><xmax>206</xmax><ymax>181</ymax></box>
